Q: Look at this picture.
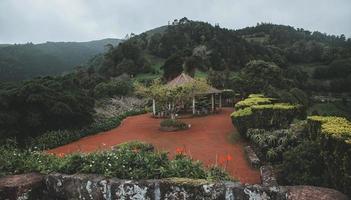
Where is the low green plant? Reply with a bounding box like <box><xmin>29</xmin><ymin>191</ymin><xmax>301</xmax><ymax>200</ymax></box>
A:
<box><xmin>29</xmin><ymin>109</ymin><xmax>147</xmax><ymax>150</ymax></box>
<box><xmin>247</xmin><ymin>128</ymin><xmax>301</xmax><ymax>162</ymax></box>
<box><xmin>0</xmin><ymin>142</ymin><xmax>232</xmax><ymax>182</ymax></box>
<box><xmin>160</xmin><ymin>119</ymin><xmax>188</xmax><ymax>130</ymax></box>
<box><xmin>278</xmin><ymin>140</ymin><xmax>326</xmax><ymax>186</ymax></box>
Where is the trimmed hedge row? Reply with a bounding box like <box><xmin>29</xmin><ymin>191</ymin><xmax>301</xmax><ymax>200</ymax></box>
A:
<box><xmin>307</xmin><ymin>116</ymin><xmax>351</xmax><ymax>197</ymax></box>
<box><xmin>234</xmin><ymin>94</ymin><xmax>275</xmax><ymax>110</ymax></box>
<box><xmin>28</xmin><ymin>110</ymin><xmax>147</xmax><ymax>150</ymax></box>
<box><xmin>231</xmin><ymin>94</ymin><xmax>305</xmax><ymax>136</ymax></box>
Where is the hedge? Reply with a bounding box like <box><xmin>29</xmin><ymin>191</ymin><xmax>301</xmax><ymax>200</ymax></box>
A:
<box><xmin>231</xmin><ymin>94</ymin><xmax>305</xmax><ymax>136</ymax></box>
<box><xmin>28</xmin><ymin>109</ymin><xmax>147</xmax><ymax>150</ymax></box>
<box><xmin>307</xmin><ymin>116</ymin><xmax>351</xmax><ymax>197</ymax></box>
<box><xmin>234</xmin><ymin>94</ymin><xmax>275</xmax><ymax>110</ymax></box>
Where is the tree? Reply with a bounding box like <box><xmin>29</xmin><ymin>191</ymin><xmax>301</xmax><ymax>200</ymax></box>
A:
<box><xmin>135</xmin><ymin>78</ymin><xmax>209</xmax><ymax>119</ymax></box>
<box><xmin>162</xmin><ymin>54</ymin><xmax>184</xmax><ymax>81</ymax></box>
<box><xmin>241</xmin><ymin>60</ymin><xmax>284</xmax><ymax>93</ymax></box>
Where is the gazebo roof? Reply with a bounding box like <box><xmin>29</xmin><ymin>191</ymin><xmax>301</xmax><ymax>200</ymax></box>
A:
<box><xmin>166</xmin><ymin>73</ymin><xmax>222</xmax><ymax>94</ymax></box>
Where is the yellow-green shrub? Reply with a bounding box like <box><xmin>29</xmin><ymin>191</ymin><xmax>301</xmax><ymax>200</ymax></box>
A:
<box><xmin>307</xmin><ymin>116</ymin><xmax>351</xmax><ymax>196</ymax></box>
<box><xmin>231</xmin><ymin>94</ymin><xmax>304</xmax><ymax>136</ymax></box>
<box><xmin>234</xmin><ymin>94</ymin><xmax>274</xmax><ymax>110</ymax></box>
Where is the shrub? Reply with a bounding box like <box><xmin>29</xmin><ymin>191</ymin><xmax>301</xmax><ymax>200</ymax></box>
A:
<box><xmin>278</xmin><ymin>140</ymin><xmax>326</xmax><ymax>186</ymax></box>
<box><xmin>234</xmin><ymin>94</ymin><xmax>274</xmax><ymax>110</ymax></box>
<box><xmin>160</xmin><ymin>119</ymin><xmax>188</xmax><ymax>130</ymax></box>
<box><xmin>0</xmin><ymin>142</ymin><xmax>232</xmax><ymax>181</ymax></box>
<box><xmin>231</xmin><ymin>95</ymin><xmax>304</xmax><ymax>137</ymax></box>
<box><xmin>307</xmin><ymin>116</ymin><xmax>351</xmax><ymax>196</ymax></box>
<box><xmin>29</xmin><ymin>109</ymin><xmax>147</xmax><ymax>150</ymax></box>
<box><xmin>93</xmin><ymin>78</ymin><xmax>133</xmax><ymax>98</ymax></box>
<box><xmin>165</xmin><ymin>154</ymin><xmax>207</xmax><ymax>179</ymax></box>
<box><xmin>247</xmin><ymin>128</ymin><xmax>302</xmax><ymax>162</ymax></box>
<box><xmin>206</xmin><ymin>166</ymin><xmax>233</xmax><ymax>181</ymax></box>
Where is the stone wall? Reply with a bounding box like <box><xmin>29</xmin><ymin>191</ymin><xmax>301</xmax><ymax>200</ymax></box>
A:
<box><xmin>0</xmin><ymin>173</ymin><xmax>349</xmax><ymax>200</ymax></box>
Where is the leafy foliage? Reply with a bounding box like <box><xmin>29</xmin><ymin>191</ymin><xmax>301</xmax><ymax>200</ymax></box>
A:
<box><xmin>279</xmin><ymin>140</ymin><xmax>326</xmax><ymax>186</ymax></box>
<box><xmin>0</xmin><ymin>141</ymin><xmax>231</xmax><ymax>181</ymax></box>
<box><xmin>135</xmin><ymin>77</ymin><xmax>209</xmax><ymax>118</ymax></box>
<box><xmin>0</xmin><ymin>76</ymin><xmax>95</xmax><ymax>141</ymax></box>
<box><xmin>0</xmin><ymin>39</ymin><xmax>121</xmax><ymax>81</ymax></box>
<box><xmin>28</xmin><ymin>109</ymin><xmax>147</xmax><ymax>150</ymax></box>
<box><xmin>160</xmin><ymin>119</ymin><xmax>188</xmax><ymax>130</ymax></box>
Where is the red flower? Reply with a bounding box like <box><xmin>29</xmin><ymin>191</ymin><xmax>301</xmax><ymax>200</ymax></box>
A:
<box><xmin>226</xmin><ymin>154</ymin><xmax>233</xmax><ymax>161</ymax></box>
<box><xmin>175</xmin><ymin>147</ymin><xmax>185</xmax><ymax>154</ymax></box>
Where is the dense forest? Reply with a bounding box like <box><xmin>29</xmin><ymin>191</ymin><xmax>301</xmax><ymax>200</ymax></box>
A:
<box><xmin>0</xmin><ymin>38</ymin><xmax>121</xmax><ymax>81</ymax></box>
<box><xmin>1</xmin><ymin>18</ymin><xmax>350</xmax><ymax>143</ymax></box>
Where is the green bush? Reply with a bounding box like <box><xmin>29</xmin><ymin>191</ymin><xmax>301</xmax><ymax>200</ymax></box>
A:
<box><xmin>165</xmin><ymin>154</ymin><xmax>207</xmax><ymax>179</ymax></box>
<box><xmin>93</xmin><ymin>78</ymin><xmax>133</xmax><ymax>98</ymax></box>
<box><xmin>234</xmin><ymin>94</ymin><xmax>274</xmax><ymax>110</ymax></box>
<box><xmin>0</xmin><ymin>142</ymin><xmax>231</xmax><ymax>181</ymax></box>
<box><xmin>247</xmin><ymin>128</ymin><xmax>302</xmax><ymax>162</ymax></box>
<box><xmin>160</xmin><ymin>119</ymin><xmax>188</xmax><ymax>130</ymax></box>
<box><xmin>29</xmin><ymin>109</ymin><xmax>147</xmax><ymax>150</ymax></box>
<box><xmin>307</xmin><ymin>116</ymin><xmax>351</xmax><ymax>197</ymax></box>
<box><xmin>278</xmin><ymin>140</ymin><xmax>326</xmax><ymax>186</ymax></box>
<box><xmin>231</xmin><ymin>94</ymin><xmax>305</xmax><ymax>136</ymax></box>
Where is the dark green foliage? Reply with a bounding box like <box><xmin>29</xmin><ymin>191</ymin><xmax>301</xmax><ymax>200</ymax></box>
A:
<box><xmin>247</xmin><ymin>128</ymin><xmax>301</xmax><ymax>162</ymax></box>
<box><xmin>306</xmin><ymin>117</ymin><xmax>351</xmax><ymax>196</ymax></box>
<box><xmin>0</xmin><ymin>76</ymin><xmax>95</xmax><ymax>141</ymax></box>
<box><xmin>0</xmin><ymin>142</ymin><xmax>231</xmax><ymax>181</ymax></box>
<box><xmin>279</xmin><ymin>140</ymin><xmax>326</xmax><ymax>186</ymax></box>
<box><xmin>241</xmin><ymin>60</ymin><xmax>283</xmax><ymax>92</ymax></box>
<box><xmin>160</xmin><ymin>119</ymin><xmax>188</xmax><ymax>130</ymax></box>
<box><xmin>0</xmin><ymin>39</ymin><xmax>121</xmax><ymax>81</ymax></box>
<box><xmin>93</xmin><ymin>77</ymin><xmax>133</xmax><ymax>98</ymax></box>
<box><xmin>99</xmin><ymin>39</ymin><xmax>151</xmax><ymax>77</ymax></box>
<box><xmin>165</xmin><ymin>154</ymin><xmax>206</xmax><ymax>179</ymax></box>
<box><xmin>29</xmin><ymin>109</ymin><xmax>147</xmax><ymax>150</ymax></box>
<box><xmin>236</xmin><ymin>23</ymin><xmax>351</xmax><ymax>63</ymax></box>
<box><xmin>162</xmin><ymin>53</ymin><xmax>185</xmax><ymax>81</ymax></box>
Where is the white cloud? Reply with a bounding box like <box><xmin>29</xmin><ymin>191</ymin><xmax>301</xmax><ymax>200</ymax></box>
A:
<box><xmin>0</xmin><ymin>0</ymin><xmax>350</xmax><ymax>43</ymax></box>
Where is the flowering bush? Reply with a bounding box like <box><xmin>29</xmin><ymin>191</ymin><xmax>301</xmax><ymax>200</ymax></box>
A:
<box><xmin>0</xmin><ymin>142</ymin><xmax>232</xmax><ymax>181</ymax></box>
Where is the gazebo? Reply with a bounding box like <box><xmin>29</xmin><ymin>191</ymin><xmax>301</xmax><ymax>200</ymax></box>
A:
<box><xmin>152</xmin><ymin>73</ymin><xmax>222</xmax><ymax>116</ymax></box>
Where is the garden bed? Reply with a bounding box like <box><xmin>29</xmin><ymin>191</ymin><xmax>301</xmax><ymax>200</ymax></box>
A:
<box><xmin>159</xmin><ymin>119</ymin><xmax>190</xmax><ymax>132</ymax></box>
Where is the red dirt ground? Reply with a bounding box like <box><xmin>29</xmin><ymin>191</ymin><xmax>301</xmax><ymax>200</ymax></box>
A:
<box><xmin>48</xmin><ymin>108</ymin><xmax>261</xmax><ymax>184</ymax></box>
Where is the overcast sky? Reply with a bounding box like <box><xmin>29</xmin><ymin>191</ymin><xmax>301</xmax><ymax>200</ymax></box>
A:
<box><xmin>0</xmin><ymin>0</ymin><xmax>350</xmax><ymax>44</ymax></box>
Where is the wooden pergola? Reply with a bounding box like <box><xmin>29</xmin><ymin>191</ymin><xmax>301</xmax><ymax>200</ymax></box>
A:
<box><xmin>152</xmin><ymin>73</ymin><xmax>222</xmax><ymax>115</ymax></box>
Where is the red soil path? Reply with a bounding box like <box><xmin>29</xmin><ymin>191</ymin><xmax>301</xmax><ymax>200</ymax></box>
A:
<box><xmin>48</xmin><ymin>108</ymin><xmax>261</xmax><ymax>184</ymax></box>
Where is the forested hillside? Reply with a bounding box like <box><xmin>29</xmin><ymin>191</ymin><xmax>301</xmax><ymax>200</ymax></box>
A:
<box><xmin>1</xmin><ymin>18</ymin><xmax>351</xmax><ymax>144</ymax></box>
<box><xmin>0</xmin><ymin>38</ymin><xmax>121</xmax><ymax>81</ymax></box>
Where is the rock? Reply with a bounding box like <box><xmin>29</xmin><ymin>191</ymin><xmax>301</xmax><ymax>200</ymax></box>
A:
<box><xmin>43</xmin><ymin>173</ymin><xmax>287</xmax><ymax>200</ymax></box>
<box><xmin>244</xmin><ymin>146</ymin><xmax>261</xmax><ymax>168</ymax></box>
<box><xmin>260</xmin><ymin>165</ymin><xmax>278</xmax><ymax>187</ymax></box>
<box><xmin>285</xmin><ymin>186</ymin><xmax>349</xmax><ymax>200</ymax></box>
<box><xmin>0</xmin><ymin>173</ymin><xmax>44</xmax><ymax>200</ymax></box>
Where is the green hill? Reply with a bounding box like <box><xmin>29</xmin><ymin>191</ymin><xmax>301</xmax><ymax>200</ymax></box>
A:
<box><xmin>0</xmin><ymin>38</ymin><xmax>122</xmax><ymax>81</ymax></box>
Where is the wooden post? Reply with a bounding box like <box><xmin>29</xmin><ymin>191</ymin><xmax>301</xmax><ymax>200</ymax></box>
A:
<box><xmin>192</xmin><ymin>96</ymin><xmax>196</xmax><ymax>115</ymax></box>
<box><xmin>211</xmin><ymin>94</ymin><xmax>214</xmax><ymax>112</ymax></box>
<box><xmin>219</xmin><ymin>93</ymin><xmax>222</xmax><ymax>109</ymax></box>
<box><xmin>152</xmin><ymin>99</ymin><xmax>156</xmax><ymax>115</ymax></box>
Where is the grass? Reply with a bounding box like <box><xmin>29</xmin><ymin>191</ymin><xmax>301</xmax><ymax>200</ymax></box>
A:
<box><xmin>194</xmin><ymin>70</ymin><xmax>208</xmax><ymax>78</ymax></box>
